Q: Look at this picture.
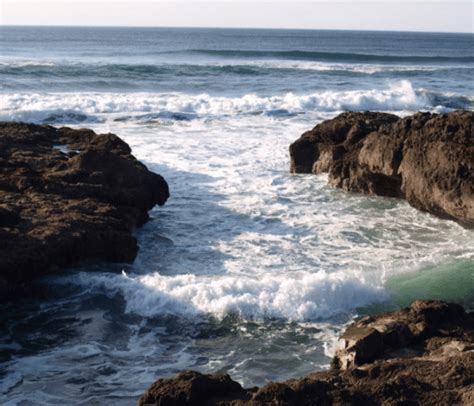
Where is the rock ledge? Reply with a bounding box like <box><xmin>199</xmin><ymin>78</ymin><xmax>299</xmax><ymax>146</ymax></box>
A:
<box><xmin>138</xmin><ymin>300</ymin><xmax>474</xmax><ymax>405</ymax></box>
<box><xmin>0</xmin><ymin>122</ymin><xmax>169</xmax><ymax>299</ymax></box>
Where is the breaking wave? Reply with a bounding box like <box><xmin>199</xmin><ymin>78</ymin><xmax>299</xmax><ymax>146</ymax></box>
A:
<box><xmin>56</xmin><ymin>269</ymin><xmax>386</xmax><ymax>321</ymax></box>
<box><xmin>2</xmin><ymin>60</ymin><xmax>471</xmax><ymax>78</ymax></box>
<box><xmin>1</xmin><ymin>81</ymin><xmax>471</xmax><ymax>124</ymax></box>
<box><xmin>170</xmin><ymin>49</ymin><xmax>474</xmax><ymax>63</ymax></box>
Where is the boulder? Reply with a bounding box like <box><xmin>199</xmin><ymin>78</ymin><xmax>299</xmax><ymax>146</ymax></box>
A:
<box><xmin>289</xmin><ymin>111</ymin><xmax>474</xmax><ymax>227</ymax></box>
<box><xmin>0</xmin><ymin>122</ymin><xmax>169</xmax><ymax>300</ymax></box>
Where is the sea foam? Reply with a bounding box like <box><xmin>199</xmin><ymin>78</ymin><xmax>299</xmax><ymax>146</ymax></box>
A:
<box><xmin>2</xmin><ymin>81</ymin><xmax>467</xmax><ymax>124</ymax></box>
<box><xmin>58</xmin><ymin>269</ymin><xmax>386</xmax><ymax>321</ymax></box>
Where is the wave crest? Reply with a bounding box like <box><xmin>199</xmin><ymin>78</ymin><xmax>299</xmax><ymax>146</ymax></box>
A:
<box><xmin>2</xmin><ymin>60</ymin><xmax>470</xmax><ymax>78</ymax></box>
<box><xmin>174</xmin><ymin>49</ymin><xmax>474</xmax><ymax>63</ymax></box>
<box><xmin>57</xmin><ymin>270</ymin><xmax>386</xmax><ymax>321</ymax></box>
<box><xmin>1</xmin><ymin>81</ymin><xmax>471</xmax><ymax>124</ymax></box>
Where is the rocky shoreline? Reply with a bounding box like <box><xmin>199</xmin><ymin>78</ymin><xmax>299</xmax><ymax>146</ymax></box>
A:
<box><xmin>139</xmin><ymin>300</ymin><xmax>474</xmax><ymax>405</ymax></box>
<box><xmin>1</xmin><ymin>116</ymin><xmax>472</xmax><ymax>405</ymax></box>
<box><xmin>290</xmin><ymin>111</ymin><xmax>473</xmax><ymax>227</ymax></box>
<box><xmin>0</xmin><ymin>122</ymin><xmax>169</xmax><ymax>300</ymax></box>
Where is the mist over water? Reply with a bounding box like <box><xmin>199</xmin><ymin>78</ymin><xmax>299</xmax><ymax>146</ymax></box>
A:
<box><xmin>1</xmin><ymin>27</ymin><xmax>473</xmax><ymax>405</ymax></box>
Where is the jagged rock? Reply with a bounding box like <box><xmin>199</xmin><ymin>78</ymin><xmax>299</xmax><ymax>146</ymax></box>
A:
<box><xmin>0</xmin><ymin>122</ymin><xmax>169</xmax><ymax>300</ymax></box>
<box><xmin>335</xmin><ymin>326</ymin><xmax>383</xmax><ymax>370</ymax></box>
<box><xmin>138</xmin><ymin>300</ymin><xmax>474</xmax><ymax>405</ymax></box>
<box><xmin>333</xmin><ymin>300</ymin><xmax>471</xmax><ymax>370</ymax></box>
<box><xmin>289</xmin><ymin>111</ymin><xmax>474</xmax><ymax>227</ymax></box>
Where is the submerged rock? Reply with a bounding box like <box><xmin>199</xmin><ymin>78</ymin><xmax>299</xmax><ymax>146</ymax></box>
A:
<box><xmin>0</xmin><ymin>122</ymin><xmax>169</xmax><ymax>300</ymax></box>
<box><xmin>138</xmin><ymin>300</ymin><xmax>474</xmax><ymax>405</ymax></box>
<box><xmin>289</xmin><ymin>111</ymin><xmax>474</xmax><ymax>227</ymax></box>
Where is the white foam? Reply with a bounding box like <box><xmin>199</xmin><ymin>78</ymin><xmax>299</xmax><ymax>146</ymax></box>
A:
<box><xmin>53</xmin><ymin>144</ymin><xmax>71</xmax><ymax>154</ymax></box>
<box><xmin>0</xmin><ymin>80</ymin><xmax>440</xmax><ymax>123</ymax></box>
<box><xmin>60</xmin><ymin>269</ymin><xmax>386</xmax><ymax>321</ymax></box>
<box><xmin>0</xmin><ymin>57</ymin><xmax>456</xmax><ymax>74</ymax></box>
<box><xmin>239</xmin><ymin>60</ymin><xmax>449</xmax><ymax>74</ymax></box>
<box><xmin>39</xmin><ymin>102</ymin><xmax>471</xmax><ymax>325</ymax></box>
<box><xmin>0</xmin><ymin>59</ymin><xmax>56</xmax><ymax>67</ymax></box>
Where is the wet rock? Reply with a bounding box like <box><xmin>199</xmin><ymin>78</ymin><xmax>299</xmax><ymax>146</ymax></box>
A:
<box><xmin>138</xmin><ymin>371</ymin><xmax>249</xmax><ymax>406</ymax></box>
<box><xmin>333</xmin><ymin>300</ymin><xmax>471</xmax><ymax>370</ymax></box>
<box><xmin>335</xmin><ymin>326</ymin><xmax>383</xmax><ymax>370</ymax></box>
<box><xmin>138</xmin><ymin>300</ymin><xmax>474</xmax><ymax>405</ymax></box>
<box><xmin>0</xmin><ymin>122</ymin><xmax>169</xmax><ymax>300</ymax></box>
<box><xmin>289</xmin><ymin>111</ymin><xmax>474</xmax><ymax>227</ymax></box>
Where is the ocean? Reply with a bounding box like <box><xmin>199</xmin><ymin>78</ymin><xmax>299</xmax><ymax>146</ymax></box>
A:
<box><xmin>0</xmin><ymin>26</ymin><xmax>473</xmax><ymax>405</ymax></box>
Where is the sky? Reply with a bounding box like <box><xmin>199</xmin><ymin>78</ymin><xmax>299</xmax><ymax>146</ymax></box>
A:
<box><xmin>1</xmin><ymin>0</ymin><xmax>473</xmax><ymax>33</ymax></box>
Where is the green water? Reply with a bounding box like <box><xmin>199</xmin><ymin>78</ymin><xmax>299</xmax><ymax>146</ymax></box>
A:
<box><xmin>386</xmin><ymin>259</ymin><xmax>474</xmax><ymax>308</ymax></box>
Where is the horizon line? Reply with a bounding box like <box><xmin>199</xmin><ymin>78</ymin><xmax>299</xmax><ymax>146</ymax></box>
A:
<box><xmin>1</xmin><ymin>23</ymin><xmax>472</xmax><ymax>35</ymax></box>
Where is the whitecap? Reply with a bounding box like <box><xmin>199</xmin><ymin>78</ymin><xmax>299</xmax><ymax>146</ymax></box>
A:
<box><xmin>1</xmin><ymin>81</ymin><xmax>469</xmax><ymax>124</ymax></box>
<box><xmin>55</xmin><ymin>269</ymin><xmax>387</xmax><ymax>321</ymax></box>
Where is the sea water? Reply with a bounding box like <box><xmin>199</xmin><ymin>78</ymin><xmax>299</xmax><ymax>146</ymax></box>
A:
<box><xmin>0</xmin><ymin>27</ymin><xmax>473</xmax><ymax>405</ymax></box>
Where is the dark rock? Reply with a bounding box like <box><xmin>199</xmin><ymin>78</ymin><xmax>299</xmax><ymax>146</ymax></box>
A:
<box><xmin>333</xmin><ymin>300</ymin><xmax>472</xmax><ymax>370</ymax></box>
<box><xmin>138</xmin><ymin>371</ymin><xmax>249</xmax><ymax>406</ymax></box>
<box><xmin>335</xmin><ymin>326</ymin><xmax>383</xmax><ymax>370</ymax></box>
<box><xmin>289</xmin><ymin>111</ymin><xmax>474</xmax><ymax>227</ymax></box>
<box><xmin>289</xmin><ymin>112</ymin><xmax>399</xmax><ymax>175</ymax></box>
<box><xmin>138</xmin><ymin>300</ymin><xmax>474</xmax><ymax>405</ymax></box>
<box><xmin>0</xmin><ymin>122</ymin><xmax>169</xmax><ymax>300</ymax></box>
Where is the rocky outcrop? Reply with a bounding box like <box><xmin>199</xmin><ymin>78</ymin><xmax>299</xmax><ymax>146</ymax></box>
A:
<box><xmin>138</xmin><ymin>300</ymin><xmax>474</xmax><ymax>405</ymax></box>
<box><xmin>289</xmin><ymin>111</ymin><xmax>474</xmax><ymax>227</ymax></box>
<box><xmin>0</xmin><ymin>122</ymin><xmax>169</xmax><ymax>300</ymax></box>
<box><xmin>139</xmin><ymin>371</ymin><xmax>249</xmax><ymax>405</ymax></box>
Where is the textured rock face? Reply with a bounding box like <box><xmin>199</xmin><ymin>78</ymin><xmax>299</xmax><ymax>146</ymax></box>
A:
<box><xmin>334</xmin><ymin>299</ymin><xmax>472</xmax><ymax>370</ymax></box>
<box><xmin>138</xmin><ymin>300</ymin><xmax>474</xmax><ymax>405</ymax></box>
<box><xmin>289</xmin><ymin>111</ymin><xmax>474</xmax><ymax>227</ymax></box>
<box><xmin>0</xmin><ymin>122</ymin><xmax>169</xmax><ymax>299</ymax></box>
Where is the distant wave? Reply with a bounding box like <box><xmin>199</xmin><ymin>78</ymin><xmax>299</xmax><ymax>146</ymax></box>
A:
<box><xmin>173</xmin><ymin>49</ymin><xmax>474</xmax><ymax>63</ymax></box>
<box><xmin>3</xmin><ymin>61</ymin><xmax>469</xmax><ymax>80</ymax></box>
<box><xmin>0</xmin><ymin>62</ymin><xmax>266</xmax><ymax>78</ymax></box>
<box><xmin>1</xmin><ymin>81</ymin><xmax>472</xmax><ymax>124</ymax></box>
<box><xmin>0</xmin><ymin>60</ymin><xmax>56</xmax><ymax>67</ymax></box>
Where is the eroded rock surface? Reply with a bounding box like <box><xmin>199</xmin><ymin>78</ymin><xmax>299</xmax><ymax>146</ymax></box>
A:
<box><xmin>0</xmin><ymin>122</ymin><xmax>169</xmax><ymax>299</ymax></box>
<box><xmin>289</xmin><ymin>111</ymin><xmax>474</xmax><ymax>227</ymax></box>
<box><xmin>138</xmin><ymin>300</ymin><xmax>474</xmax><ymax>405</ymax></box>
